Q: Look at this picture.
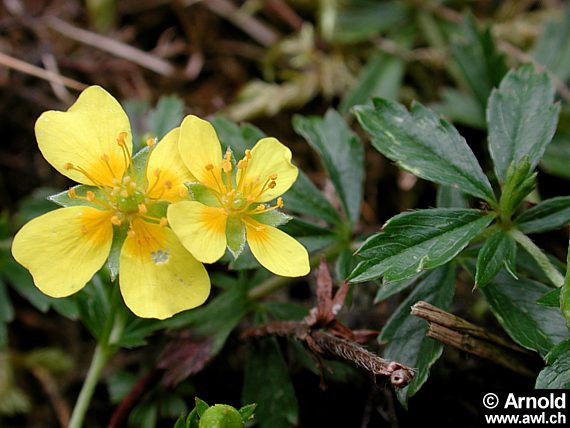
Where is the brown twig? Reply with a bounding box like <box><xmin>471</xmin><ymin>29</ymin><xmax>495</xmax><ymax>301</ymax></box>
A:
<box><xmin>264</xmin><ymin>0</ymin><xmax>304</xmax><ymax>31</ymax></box>
<box><xmin>497</xmin><ymin>39</ymin><xmax>570</xmax><ymax>102</ymax></box>
<box><xmin>30</xmin><ymin>367</ymin><xmax>71</xmax><ymax>428</ymax></box>
<box><xmin>202</xmin><ymin>0</ymin><xmax>280</xmax><ymax>47</ymax></box>
<box><xmin>0</xmin><ymin>51</ymin><xmax>87</xmax><ymax>91</ymax></box>
<box><xmin>44</xmin><ymin>16</ymin><xmax>177</xmax><ymax>77</ymax></box>
<box><xmin>411</xmin><ymin>301</ymin><xmax>541</xmax><ymax>377</ymax></box>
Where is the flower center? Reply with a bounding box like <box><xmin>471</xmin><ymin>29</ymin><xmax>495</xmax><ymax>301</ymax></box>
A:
<box><xmin>65</xmin><ymin>133</ymin><xmax>169</xmax><ymax>232</ymax></box>
<box><xmin>204</xmin><ymin>149</ymin><xmax>284</xmax><ymax>216</ymax></box>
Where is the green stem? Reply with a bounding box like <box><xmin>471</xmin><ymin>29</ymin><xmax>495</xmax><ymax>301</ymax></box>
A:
<box><xmin>509</xmin><ymin>228</ymin><xmax>564</xmax><ymax>288</ymax></box>
<box><xmin>68</xmin><ymin>287</ymin><xmax>125</xmax><ymax>428</ymax></box>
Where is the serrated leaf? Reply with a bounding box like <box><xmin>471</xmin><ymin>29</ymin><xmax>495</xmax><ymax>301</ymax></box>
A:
<box><xmin>431</xmin><ymin>87</ymin><xmax>485</xmax><ymax>129</ymax></box>
<box><xmin>147</xmin><ymin>95</ymin><xmax>184</xmax><ymax>140</ymax></box>
<box><xmin>515</xmin><ymin>196</ymin><xmax>570</xmax><ymax>234</ymax></box>
<box><xmin>451</xmin><ymin>14</ymin><xmax>508</xmax><ymax>108</ymax></box>
<box><xmin>479</xmin><ymin>270</ymin><xmax>568</xmax><ymax>358</ymax></box>
<box><xmin>380</xmin><ymin>264</ymin><xmax>456</xmax><ymax>406</ymax></box>
<box><xmin>284</xmin><ymin>169</ymin><xmax>342</xmax><ymax>226</ymax></box>
<box><xmin>211</xmin><ymin>116</ymin><xmax>265</xmax><ymax>158</ymax></box>
<box><xmin>475</xmin><ymin>230</ymin><xmax>517</xmax><ymax>288</ymax></box>
<box><xmin>374</xmin><ymin>274</ymin><xmax>419</xmax><ymax>303</ymax></box>
<box><xmin>532</xmin><ymin>8</ymin><xmax>570</xmax><ymax>82</ymax></box>
<box><xmin>293</xmin><ymin>109</ymin><xmax>364</xmax><ymax>225</ymax></box>
<box><xmin>487</xmin><ymin>65</ymin><xmax>560</xmax><ymax>183</ymax></box>
<box><xmin>354</xmin><ymin>99</ymin><xmax>495</xmax><ymax>204</ymax></box>
<box><xmin>242</xmin><ymin>337</ymin><xmax>298</xmax><ymax>428</ymax></box>
<box><xmin>436</xmin><ymin>185</ymin><xmax>469</xmax><ymax>209</ymax></box>
<box><xmin>349</xmin><ymin>209</ymin><xmax>494</xmax><ymax>283</ymax></box>
<box><xmin>535</xmin><ymin>339</ymin><xmax>570</xmax><ymax>388</ymax></box>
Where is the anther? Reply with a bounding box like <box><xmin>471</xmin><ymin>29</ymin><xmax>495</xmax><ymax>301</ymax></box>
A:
<box><xmin>179</xmin><ymin>188</ymin><xmax>188</xmax><ymax>198</ymax></box>
<box><xmin>237</xmin><ymin>159</ymin><xmax>248</xmax><ymax>169</ymax></box>
<box><xmin>116</xmin><ymin>131</ymin><xmax>128</xmax><ymax>146</ymax></box>
<box><xmin>159</xmin><ymin>217</ymin><xmax>168</xmax><ymax>227</ymax></box>
<box><xmin>164</xmin><ymin>180</ymin><xmax>172</xmax><ymax>190</ymax></box>
<box><xmin>245</xmin><ymin>149</ymin><xmax>252</xmax><ymax>159</ymax></box>
<box><xmin>255</xmin><ymin>204</ymin><xmax>265</xmax><ymax>211</ymax></box>
<box><xmin>269</xmin><ymin>173</ymin><xmax>278</xmax><ymax>180</ymax></box>
<box><xmin>224</xmin><ymin>150</ymin><xmax>232</xmax><ymax>161</ymax></box>
<box><xmin>268</xmin><ymin>181</ymin><xmax>277</xmax><ymax>189</ymax></box>
<box><xmin>205</xmin><ymin>163</ymin><xmax>214</xmax><ymax>171</ymax></box>
<box><xmin>64</xmin><ymin>162</ymin><xmax>74</xmax><ymax>170</ymax></box>
<box><xmin>222</xmin><ymin>160</ymin><xmax>232</xmax><ymax>173</ymax></box>
<box><xmin>153</xmin><ymin>168</ymin><xmax>161</xmax><ymax>177</ymax></box>
<box><xmin>101</xmin><ymin>153</ymin><xmax>110</xmax><ymax>162</ymax></box>
<box><xmin>277</xmin><ymin>197</ymin><xmax>284</xmax><ymax>208</ymax></box>
<box><xmin>120</xmin><ymin>190</ymin><xmax>129</xmax><ymax>198</ymax></box>
<box><xmin>111</xmin><ymin>216</ymin><xmax>122</xmax><ymax>226</ymax></box>
<box><xmin>67</xmin><ymin>188</ymin><xmax>77</xmax><ymax>199</ymax></box>
<box><xmin>146</xmin><ymin>137</ymin><xmax>156</xmax><ymax>147</ymax></box>
<box><xmin>127</xmin><ymin>229</ymin><xmax>136</xmax><ymax>239</ymax></box>
<box><xmin>138</xmin><ymin>204</ymin><xmax>148</xmax><ymax>214</ymax></box>
<box><xmin>86</xmin><ymin>191</ymin><xmax>95</xmax><ymax>202</ymax></box>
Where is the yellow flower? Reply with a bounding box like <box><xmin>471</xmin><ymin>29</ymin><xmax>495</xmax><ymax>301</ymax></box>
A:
<box><xmin>11</xmin><ymin>86</ymin><xmax>210</xmax><ymax>320</ymax></box>
<box><xmin>167</xmin><ymin>115</ymin><xmax>310</xmax><ymax>277</ymax></box>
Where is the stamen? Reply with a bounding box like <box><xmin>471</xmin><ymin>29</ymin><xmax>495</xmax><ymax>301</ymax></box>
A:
<box><xmin>268</xmin><ymin>181</ymin><xmax>277</xmax><ymax>189</ymax></box>
<box><xmin>111</xmin><ymin>215</ymin><xmax>122</xmax><ymax>226</ymax></box>
<box><xmin>255</xmin><ymin>204</ymin><xmax>265</xmax><ymax>211</ymax></box>
<box><xmin>277</xmin><ymin>197</ymin><xmax>284</xmax><ymax>208</ymax></box>
<box><xmin>68</xmin><ymin>188</ymin><xmax>77</xmax><ymax>199</ymax></box>
<box><xmin>146</xmin><ymin>137</ymin><xmax>156</xmax><ymax>148</ymax></box>
<box><xmin>127</xmin><ymin>229</ymin><xmax>136</xmax><ymax>239</ymax></box>
<box><xmin>120</xmin><ymin>190</ymin><xmax>129</xmax><ymax>198</ymax></box>
<box><xmin>205</xmin><ymin>164</ymin><xmax>214</xmax><ymax>171</ymax></box>
<box><xmin>64</xmin><ymin>162</ymin><xmax>74</xmax><ymax>170</ymax></box>
<box><xmin>159</xmin><ymin>217</ymin><xmax>168</xmax><ymax>227</ymax></box>
<box><xmin>269</xmin><ymin>173</ymin><xmax>278</xmax><ymax>180</ymax></box>
<box><xmin>179</xmin><ymin>188</ymin><xmax>188</xmax><ymax>198</ymax></box>
<box><xmin>164</xmin><ymin>180</ymin><xmax>172</xmax><ymax>190</ymax></box>
<box><xmin>245</xmin><ymin>149</ymin><xmax>252</xmax><ymax>159</ymax></box>
<box><xmin>237</xmin><ymin>159</ymin><xmax>248</xmax><ymax>169</ymax></box>
<box><xmin>138</xmin><ymin>204</ymin><xmax>148</xmax><ymax>214</ymax></box>
<box><xmin>86</xmin><ymin>191</ymin><xmax>95</xmax><ymax>202</ymax></box>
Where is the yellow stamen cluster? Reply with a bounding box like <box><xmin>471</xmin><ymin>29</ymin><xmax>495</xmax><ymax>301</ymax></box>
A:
<box><xmin>66</xmin><ymin>131</ymin><xmax>170</xmax><ymax>235</ymax></box>
<box><xmin>204</xmin><ymin>149</ymin><xmax>284</xmax><ymax>218</ymax></box>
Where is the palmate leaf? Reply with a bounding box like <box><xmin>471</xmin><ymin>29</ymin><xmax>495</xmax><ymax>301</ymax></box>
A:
<box><xmin>293</xmin><ymin>109</ymin><xmax>364</xmax><ymax>225</ymax></box>
<box><xmin>354</xmin><ymin>99</ymin><xmax>496</xmax><ymax>204</ymax></box>
<box><xmin>349</xmin><ymin>208</ymin><xmax>494</xmax><ymax>283</ymax></box>
<box><xmin>487</xmin><ymin>65</ymin><xmax>560</xmax><ymax>183</ymax></box>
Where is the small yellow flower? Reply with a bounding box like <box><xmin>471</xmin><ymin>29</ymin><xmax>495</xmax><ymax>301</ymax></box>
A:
<box><xmin>167</xmin><ymin>115</ymin><xmax>310</xmax><ymax>277</ymax></box>
<box><xmin>11</xmin><ymin>86</ymin><xmax>210</xmax><ymax>319</ymax></box>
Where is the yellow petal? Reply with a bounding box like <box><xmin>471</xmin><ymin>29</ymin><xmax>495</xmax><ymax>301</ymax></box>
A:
<box><xmin>245</xmin><ymin>219</ymin><xmax>309</xmax><ymax>277</ymax></box>
<box><xmin>35</xmin><ymin>85</ymin><xmax>132</xmax><ymax>187</ymax></box>
<box><xmin>119</xmin><ymin>219</ymin><xmax>210</xmax><ymax>319</ymax></box>
<box><xmin>240</xmin><ymin>137</ymin><xmax>298</xmax><ymax>203</ymax></box>
<box><xmin>146</xmin><ymin>127</ymin><xmax>196</xmax><ymax>202</ymax></box>
<box><xmin>11</xmin><ymin>206</ymin><xmax>113</xmax><ymax>297</ymax></box>
<box><xmin>167</xmin><ymin>201</ymin><xmax>227</xmax><ymax>264</ymax></box>
<box><xmin>178</xmin><ymin>115</ymin><xmax>223</xmax><ymax>192</ymax></box>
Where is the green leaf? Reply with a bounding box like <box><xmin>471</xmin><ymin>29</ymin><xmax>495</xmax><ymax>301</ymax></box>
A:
<box><xmin>535</xmin><ymin>339</ymin><xmax>570</xmax><ymax>388</ymax></box>
<box><xmin>380</xmin><ymin>264</ymin><xmax>456</xmax><ymax>406</ymax></box>
<box><xmin>537</xmin><ymin>288</ymin><xmax>561</xmax><ymax>308</ymax></box>
<box><xmin>242</xmin><ymin>337</ymin><xmax>298</xmax><ymax>428</ymax></box>
<box><xmin>479</xmin><ymin>270</ymin><xmax>568</xmax><ymax>358</ymax></box>
<box><xmin>284</xmin><ymin>170</ymin><xmax>341</xmax><ymax>225</ymax></box>
<box><xmin>436</xmin><ymin>185</ymin><xmax>469</xmax><ymax>209</ymax></box>
<box><xmin>431</xmin><ymin>87</ymin><xmax>485</xmax><ymax>129</ymax></box>
<box><xmin>487</xmin><ymin>65</ymin><xmax>560</xmax><ymax>183</ymax></box>
<box><xmin>226</xmin><ymin>217</ymin><xmax>246</xmax><ymax>259</ymax></box>
<box><xmin>333</xmin><ymin>1</ymin><xmax>409</xmax><ymax>43</ymax></box>
<box><xmin>451</xmin><ymin>14</ymin><xmax>508</xmax><ymax>108</ymax></box>
<box><xmin>195</xmin><ymin>397</ymin><xmax>209</xmax><ymax>417</ymax></box>
<box><xmin>211</xmin><ymin>116</ymin><xmax>265</xmax><ymax>158</ymax></box>
<box><xmin>541</xmin><ymin>133</ymin><xmax>570</xmax><ymax>179</ymax></box>
<box><xmin>147</xmin><ymin>95</ymin><xmax>184</xmax><ymax>140</ymax></box>
<box><xmin>339</xmin><ymin>30</ymin><xmax>411</xmax><ymax>113</ymax></box>
<box><xmin>563</xmin><ymin>240</ymin><xmax>570</xmax><ymax>326</ymax></box>
<box><xmin>293</xmin><ymin>109</ymin><xmax>364</xmax><ymax>225</ymax></box>
<box><xmin>354</xmin><ymin>99</ymin><xmax>496</xmax><ymax>204</ymax></box>
<box><xmin>475</xmin><ymin>230</ymin><xmax>517</xmax><ymax>288</ymax></box>
<box><xmin>533</xmin><ymin>8</ymin><xmax>570</xmax><ymax>82</ymax></box>
<box><xmin>515</xmin><ymin>196</ymin><xmax>570</xmax><ymax>234</ymax></box>
<box><xmin>374</xmin><ymin>275</ymin><xmax>419</xmax><ymax>303</ymax></box>
<box><xmin>349</xmin><ymin>209</ymin><xmax>495</xmax><ymax>283</ymax></box>
<box><xmin>238</xmin><ymin>403</ymin><xmax>257</xmax><ymax>422</ymax></box>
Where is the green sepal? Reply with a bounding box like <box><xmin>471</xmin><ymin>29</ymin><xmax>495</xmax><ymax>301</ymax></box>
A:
<box><xmin>250</xmin><ymin>210</ymin><xmax>291</xmax><ymax>227</ymax></box>
<box><xmin>498</xmin><ymin>157</ymin><xmax>536</xmax><ymax>223</ymax></box>
<box><xmin>199</xmin><ymin>404</ymin><xmax>244</xmax><ymax>428</ymax></box>
<box><xmin>186</xmin><ymin>183</ymin><xmax>220</xmax><ymax>207</ymax></box>
<box><xmin>226</xmin><ymin>217</ymin><xmax>246</xmax><ymax>259</ymax></box>
<box><xmin>146</xmin><ymin>201</ymin><xmax>168</xmax><ymax>219</ymax></box>
<box><xmin>475</xmin><ymin>229</ymin><xmax>517</xmax><ymax>288</ymax></box>
<box><xmin>238</xmin><ymin>403</ymin><xmax>257</xmax><ymax>422</ymax></box>
<box><xmin>107</xmin><ymin>225</ymin><xmax>128</xmax><ymax>281</ymax></box>
<box><xmin>48</xmin><ymin>185</ymin><xmax>106</xmax><ymax>209</ymax></box>
<box><xmin>131</xmin><ymin>145</ymin><xmax>150</xmax><ymax>185</ymax></box>
<box><xmin>195</xmin><ymin>397</ymin><xmax>210</xmax><ymax>418</ymax></box>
